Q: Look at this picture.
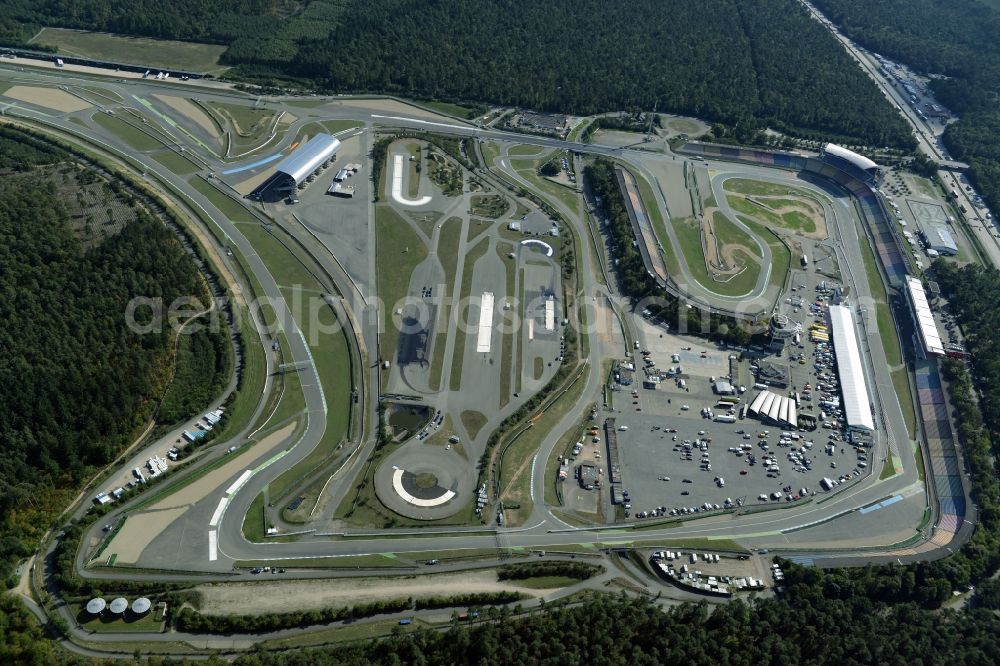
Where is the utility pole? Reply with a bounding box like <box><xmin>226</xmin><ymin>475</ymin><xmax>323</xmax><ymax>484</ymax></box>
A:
<box><xmin>645</xmin><ymin>100</ymin><xmax>658</xmax><ymax>143</ymax></box>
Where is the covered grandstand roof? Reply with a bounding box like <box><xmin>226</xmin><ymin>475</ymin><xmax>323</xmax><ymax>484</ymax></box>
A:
<box><xmin>905</xmin><ymin>276</ymin><xmax>945</xmax><ymax>356</ymax></box>
<box><xmin>748</xmin><ymin>390</ymin><xmax>797</xmax><ymax>428</ymax></box>
<box><xmin>823</xmin><ymin>143</ymin><xmax>879</xmax><ymax>172</ymax></box>
<box><xmin>275</xmin><ymin>133</ymin><xmax>341</xmax><ymax>185</ymax></box>
<box><xmin>828</xmin><ymin>305</ymin><xmax>875</xmax><ymax>431</ymax></box>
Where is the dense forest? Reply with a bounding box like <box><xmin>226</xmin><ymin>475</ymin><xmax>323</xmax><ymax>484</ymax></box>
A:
<box><xmin>809</xmin><ymin>0</ymin><xmax>1000</xmax><ymax>217</ymax></box>
<box><xmin>157</xmin><ymin>318</ymin><xmax>232</xmax><ymax>423</ymax></box>
<box><xmin>228</xmin><ymin>592</ymin><xmax>1000</xmax><ymax>665</ymax></box>
<box><xmin>0</xmin><ymin>0</ymin><xmax>296</xmax><ymax>44</ymax></box>
<box><xmin>0</xmin><ymin>129</ymin><xmax>210</xmax><ymax>585</ymax></box>
<box><xmin>0</xmin><ymin>0</ymin><xmax>912</xmax><ymax>148</ymax></box>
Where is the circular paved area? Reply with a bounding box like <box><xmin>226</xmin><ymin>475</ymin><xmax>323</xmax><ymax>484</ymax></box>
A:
<box><xmin>375</xmin><ymin>440</ymin><xmax>475</xmax><ymax>520</ymax></box>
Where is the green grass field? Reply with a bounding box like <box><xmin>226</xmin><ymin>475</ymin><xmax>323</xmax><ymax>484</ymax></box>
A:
<box><xmin>210</xmin><ymin>102</ymin><xmax>275</xmax><ymax>149</ymax></box>
<box><xmin>667</xmin><ymin>117</ymin><xmax>703</xmax><ymax>135</ymax></box>
<box><xmin>226</xmin><ymin>220</ymin><xmax>354</xmax><ymax>505</ymax></box>
<box><xmin>261</xmin><ymin>617</ymin><xmax>428</xmax><ymax>649</ymax></box>
<box><xmin>481</xmin><ymin>141</ymin><xmax>500</xmax><ymax>167</ymax></box>
<box><xmin>672</xmin><ymin>215</ymin><xmax>760</xmax><ymax>297</ymax></box>
<box><xmin>92</xmin><ymin>112</ymin><xmax>162</xmax><ymax>151</ymax></box>
<box><xmin>410</xmin><ymin>99</ymin><xmax>487</xmax><ymax>119</ymax></box>
<box><xmin>235</xmin><ymin>554</ymin><xmax>408</xmax><ymax>570</ymax></box>
<box><xmin>242</xmin><ymin>490</ymin><xmax>268</xmax><ymax>542</ymax></box>
<box><xmin>449</xmin><ymin>237</ymin><xmax>490</xmax><ymax>391</ymax></box>
<box><xmin>509</xmin><ymin>155</ymin><xmax>582</xmax><ymax>216</ymax></box>
<box><xmin>892</xmin><ymin>367</ymin><xmax>916</xmax><ymax>440</ymax></box>
<box><xmin>151</xmin><ymin>150</ymin><xmax>199</xmax><ymax>175</ymax></box>
<box><xmin>734</xmin><ymin>216</ymin><xmax>791</xmax><ymax>293</ymax></box>
<box><xmin>237</xmin><ymin>224</ymin><xmax>322</xmax><ymax>292</ymax></box>
<box><xmin>727</xmin><ymin>195</ymin><xmax>816</xmax><ymax>235</ymax></box>
<box><xmin>257</xmin><ymin>350</ymin><xmax>305</xmax><ymax>430</ymax></box>
<box><xmin>509</xmin><ymin>144</ymin><xmax>546</xmax><ymax>157</ymax></box>
<box><xmin>711</xmin><ymin>212</ymin><xmax>765</xmax><ymax>297</ymax></box>
<box><xmin>723</xmin><ymin>177</ymin><xmax>816</xmax><ymax>199</ymax></box>
<box><xmin>31</xmin><ymin>27</ymin><xmax>228</xmax><ymax>72</ymax></box>
<box><xmin>284</xmin><ymin>99</ymin><xmax>331</xmax><ymax>109</ymax></box>
<box><xmin>376</xmin><ymin>206</ymin><xmax>428</xmax><ymax>381</ymax></box>
<box><xmin>189</xmin><ymin>177</ymin><xmax>256</xmax><ymax>223</ymax></box>
<box><xmin>267</xmin><ymin>297</ymin><xmax>353</xmax><ymax>502</ymax></box>
<box><xmin>879</xmin><ymin>457</ymin><xmax>897</xmax><ymax>480</ymax></box>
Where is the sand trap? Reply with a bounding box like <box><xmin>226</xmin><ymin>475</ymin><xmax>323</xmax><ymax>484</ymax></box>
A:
<box><xmin>230</xmin><ymin>169</ymin><xmax>275</xmax><ymax>197</ymax></box>
<box><xmin>153</xmin><ymin>94</ymin><xmax>218</xmax><ymax>136</ymax></box>
<box><xmin>279</xmin><ymin>112</ymin><xmax>298</xmax><ymax>125</ymax></box>
<box><xmin>4</xmin><ymin>85</ymin><xmax>91</xmax><ymax>113</ymax></box>
<box><xmin>392</xmin><ymin>154</ymin><xmax>432</xmax><ymax>206</ymax></box>
<box><xmin>150</xmin><ymin>423</ymin><xmax>296</xmax><ymax>511</ymax></box>
<box><xmin>196</xmin><ymin>570</ymin><xmax>546</xmax><ymax>615</ymax></box>
<box><xmin>103</xmin><ymin>506</ymin><xmax>188</xmax><ymax>565</ymax></box>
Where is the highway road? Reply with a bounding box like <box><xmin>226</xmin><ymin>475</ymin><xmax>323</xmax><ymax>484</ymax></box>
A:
<box><xmin>799</xmin><ymin>0</ymin><xmax>1000</xmax><ymax>267</ymax></box>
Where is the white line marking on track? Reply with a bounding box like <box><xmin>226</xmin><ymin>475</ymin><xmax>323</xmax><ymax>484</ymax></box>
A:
<box><xmin>209</xmin><ymin>497</ymin><xmax>228</xmax><ymax>528</ymax></box>
<box><xmin>225</xmin><ymin>470</ymin><xmax>253</xmax><ymax>496</ymax></box>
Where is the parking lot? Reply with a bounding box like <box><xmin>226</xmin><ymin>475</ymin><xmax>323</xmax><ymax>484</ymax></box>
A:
<box><xmin>612</xmin><ymin>264</ymin><xmax>873</xmax><ymax>520</ymax></box>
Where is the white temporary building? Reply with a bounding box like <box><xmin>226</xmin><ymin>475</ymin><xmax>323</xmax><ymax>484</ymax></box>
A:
<box><xmin>747</xmin><ymin>390</ymin><xmax>797</xmax><ymax>429</ymax></box>
<box><xmin>905</xmin><ymin>276</ymin><xmax>945</xmax><ymax>357</ymax></box>
<box><xmin>828</xmin><ymin>305</ymin><xmax>875</xmax><ymax>432</ymax></box>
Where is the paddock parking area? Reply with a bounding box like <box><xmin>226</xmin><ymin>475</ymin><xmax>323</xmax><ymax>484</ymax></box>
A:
<box><xmin>613</xmin><ymin>269</ymin><xmax>870</xmax><ymax>520</ymax></box>
<box><xmin>611</xmin><ymin>377</ymin><xmax>862</xmax><ymax>519</ymax></box>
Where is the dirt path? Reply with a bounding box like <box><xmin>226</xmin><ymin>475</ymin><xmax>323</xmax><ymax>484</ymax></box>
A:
<box><xmin>744</xmin><ymin>194</ymin><xmax>828</xmax><ymax>239</ymax></box>
<box><xmin>700</xmin><ymin>206</ymin><xmax>742</xmax><ymax>275</ymax></box>
<box><xmin>195</xmin><ymin>569</ymin><xmax>547</xmax><ymax>615</ymax></box>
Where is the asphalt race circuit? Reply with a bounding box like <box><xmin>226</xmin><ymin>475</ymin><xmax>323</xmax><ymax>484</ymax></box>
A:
<box><xmin>0</xmin><ymin>58</ymin><xmax>963</xmax><ymax>584</ymax></box>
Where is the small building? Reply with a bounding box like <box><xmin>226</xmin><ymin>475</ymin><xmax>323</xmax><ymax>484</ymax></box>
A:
<box><xmin>327</xmin><ymin>181</ymin><xmax>355</xmax><ymax>197</ymax></box>
<box><xmin>578</xmin><ymin>463</ymin><xmax>601</xmax><ymax>489</ymax></box>
<box><xmin>558</xmin><ymin>459</ymin><xmax>569</xmax><ymax>480</ymax></box>
<box><xmin>183</xmin><ymin>429</ymin><xmax>207</xmax><ymax>443</ymax></box>
<box><xmin>611</xmin><ymin>487</ymin><xmax>627</xmax><ymax>504</ymax></box>
<box><xmin>713</xmin><ymin>380</ymin><xmax>735</xmax><ymax>395</ymax></box>
<box><xmin>919</xmin><ymin>224</ymin><xmax>958</xmax><ymax>256</ymax></box>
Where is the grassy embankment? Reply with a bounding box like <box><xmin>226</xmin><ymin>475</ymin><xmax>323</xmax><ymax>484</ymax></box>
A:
<box><xmin>31</xmin><ymin>27</ymin><xmax>228</xmax><ymax>72</ymax></box>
